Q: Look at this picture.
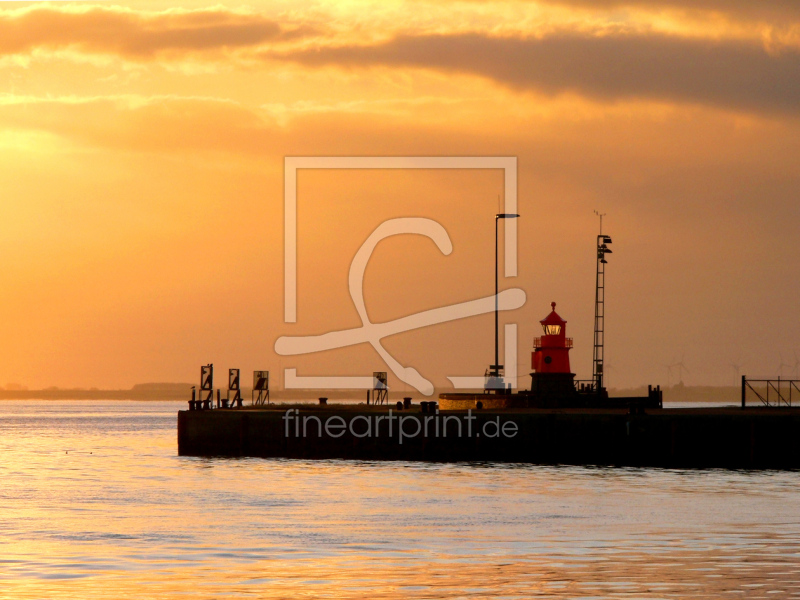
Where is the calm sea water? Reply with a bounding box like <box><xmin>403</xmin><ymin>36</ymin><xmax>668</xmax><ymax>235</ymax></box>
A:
<box><xmin>0</xmin><ymin>400</ymin><xmax>798</xmax><ymax>599</ymax></box>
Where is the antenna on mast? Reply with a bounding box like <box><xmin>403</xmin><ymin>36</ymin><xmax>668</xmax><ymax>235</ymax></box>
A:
<box><xmin>594</xmin><ymin>209</ymin><xmax>606</xmax><ymax>234</ymax></box>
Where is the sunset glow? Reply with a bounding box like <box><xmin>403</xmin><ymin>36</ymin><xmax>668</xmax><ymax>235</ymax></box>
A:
<box><xmin>1</xmin><ymin>0</ymin><xmax>798</xmax><ymax>389</ymax></box>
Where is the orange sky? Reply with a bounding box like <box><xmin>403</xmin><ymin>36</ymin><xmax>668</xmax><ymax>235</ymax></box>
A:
<box><xmin>0</xmin><ymin>0</ymin><xmax>798</xmax><ymax>390</ymax></box>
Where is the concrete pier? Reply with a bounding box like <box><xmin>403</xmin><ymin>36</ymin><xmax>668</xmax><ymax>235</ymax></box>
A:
<box><xmin>177</xmin><ymin>406</ymin><xmax>800</xmax><ymax>469</ymax></box>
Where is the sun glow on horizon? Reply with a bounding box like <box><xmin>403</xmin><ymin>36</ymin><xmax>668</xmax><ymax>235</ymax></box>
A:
<box><xmin>0</xmin><ymin>0</ymin><xmax>797</xmax><ymax>390</ymax></box>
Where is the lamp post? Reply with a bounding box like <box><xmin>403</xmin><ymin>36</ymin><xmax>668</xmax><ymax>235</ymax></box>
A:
<box><xmin>492</xmin><ymin>213</ymin><xmax>520</xmax><ymax>387</ymax></box>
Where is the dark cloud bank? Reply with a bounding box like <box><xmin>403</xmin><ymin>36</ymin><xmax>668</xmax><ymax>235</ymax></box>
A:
<box><xmin>280</xmin><ymin>32</ymin><xmax>800</xmax><ymax>115</ymax></box>
<box><xmin>548</xmin><ymin>0</ymin><xmax>800</xmax><ymax>20</ymax></box>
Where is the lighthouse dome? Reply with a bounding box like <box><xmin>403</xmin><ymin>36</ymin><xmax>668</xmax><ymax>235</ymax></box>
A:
<box><xmin>540</xmin><ymin>302</ymin><xmax>567</xmax><ymax>336</ymax></box>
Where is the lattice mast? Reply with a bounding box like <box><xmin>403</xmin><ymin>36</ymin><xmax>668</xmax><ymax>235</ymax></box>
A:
<box><xmin>593</xmin><ymin>212</ymin><xmax>613</xmax><ymax>391</ymax></box>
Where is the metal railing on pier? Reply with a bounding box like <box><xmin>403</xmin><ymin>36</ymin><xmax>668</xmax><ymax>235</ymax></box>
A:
<box><xmin>741</xmin><ymin>375</ymin><xmax>800</xmax><ymax>408</ymax></box>
<box><xmin>574</xmin><ymin>379</ymin><xmax>597</xmax><ymax>394</ymax></box>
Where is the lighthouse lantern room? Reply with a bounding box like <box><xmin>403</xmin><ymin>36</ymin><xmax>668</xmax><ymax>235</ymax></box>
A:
<box><xmin>532</xmin><ymin>302</ymin><xmax>572</xmax><ymax>374</ymax></box>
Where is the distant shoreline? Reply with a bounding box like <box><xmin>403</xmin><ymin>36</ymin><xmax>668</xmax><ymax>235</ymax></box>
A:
<box><xmin>0</xmin><ymin>384</ymin><xmax>744</xmax><ymax>402</ymax></box>
<box><xmin>0</xmin><ymin>390</ymin><xmax>190</xmax><ymax>401</ymax></box>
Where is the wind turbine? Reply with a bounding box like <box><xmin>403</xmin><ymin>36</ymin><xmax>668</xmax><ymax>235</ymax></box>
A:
<box><xmin>730</xmin><ymin>355</ymin><xmax>747</xmax><ymax>386</ymax></box>
<box><xmin>663</xmin><ymin>362</ymin><xmax>675</xmax><ymax>386</ymax></box>
<box><xmin>675</xmin><ymin>354</ymin><xmax>689</xmax><ymax>384</ymax></box>
<box><xmin>603</xmin><ymin>362</ymin><xmax>616</xmax><ymax>388</ymax></box>
<box><xmin>776</xmin><ymin>353</ymin><xmax>790</xmax><ymax>379</ymax></box>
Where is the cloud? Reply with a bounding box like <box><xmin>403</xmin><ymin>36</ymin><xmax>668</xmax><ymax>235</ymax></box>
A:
<box><xmin>276</xmin><ymin>32</ymin><xmax>800</xmax><ymax>115</ymax></box>
<box><xmin>0</xmin><ymin>5</ymin><xmax>312</xmax><ymax>59</ymax></box>
<box><xmin>544</xmin><ymin>0</ymin><xmax>800</xmax><ymax>20</ymax></box>
<box><xmin>0</xmin><ymin>94</ymin><xmax>283</xmax><ymax>154</ymax></box>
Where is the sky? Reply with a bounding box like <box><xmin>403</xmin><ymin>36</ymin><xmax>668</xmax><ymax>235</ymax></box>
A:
<box><xmin>0</xmin><ymin>0</ymin><xmax>798</xmax><ymax>391</ymax></box>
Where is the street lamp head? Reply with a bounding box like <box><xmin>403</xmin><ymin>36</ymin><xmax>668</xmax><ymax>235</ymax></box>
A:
<box><xmin>602</xmin><ymin>235</ymin><xmax>612</xmax><ymax>243</ymax></box>
<box><xmin>496</xmin><ymin>213</ymin><xmax>520</xmax><ymax>219</ymax></box>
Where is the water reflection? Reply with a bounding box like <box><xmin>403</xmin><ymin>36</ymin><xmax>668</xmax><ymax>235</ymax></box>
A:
<box><xmin>0</xmin><ymin>400</ymin><xmax>798</xmax><ymax>598</ymax></box>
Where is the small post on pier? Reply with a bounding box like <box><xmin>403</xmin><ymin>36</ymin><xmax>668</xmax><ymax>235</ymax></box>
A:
<box><xmin>252</xmin><ymin>371</ymin><xmax>270</xmax><ymax>406</ymax></box>
<box><xmin>228</xmin><ymin>369</ymin><xmax>241</xmax><ymax>408</ymax></box>
<box><xmin>200</xmin><ymin>364</ymin><xmax>214</xmax><ymax>408</ymax></box>
<box><xmin>741</xmin><ymin>374</ymin><xmax>746</xmax><ymax>409</ymax></box>
<box><xmin>373</xmin><ymin>372</ymin><xmax>388</xmax><ymax>405</ymax></box>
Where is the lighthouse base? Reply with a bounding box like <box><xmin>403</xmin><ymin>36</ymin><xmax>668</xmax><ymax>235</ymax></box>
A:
<box><xmin>528</xmin><ymin>372</ymin><xmax>580</xmax><ymax>406</ymax></box>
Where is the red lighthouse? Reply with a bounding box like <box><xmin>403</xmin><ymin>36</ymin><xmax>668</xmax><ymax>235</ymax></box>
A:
<box><xmin>530</xmin><ymin>302</ymin><xmax>577</xmax><ymax>404</ymax></box>
<box><xmin>532</xmin><ymin>302</ymin><xmax>572</xmax><ymax>373</ymax></box>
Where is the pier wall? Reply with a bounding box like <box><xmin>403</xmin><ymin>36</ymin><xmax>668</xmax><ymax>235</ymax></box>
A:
<box><xmin>177</xmin><ymin>408</ymin><xmax>800</xmax><ymax>469</ymax></box>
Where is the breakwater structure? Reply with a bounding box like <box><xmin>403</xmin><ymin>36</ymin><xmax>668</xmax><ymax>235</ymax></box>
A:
<box><xmin>178</xmin><ymin>310</ymin><xmax>800</xmax><ymax>468</ymax></box>
<box><xmin>178</xmin><ymin>364</ymin><xmax>800</xmax><ymax>468</ymax></box>
<box><xmin>178</xmin><ymin>222</ymin><xmax>800</xmax><ymax>469</ymax></box>
<box><xmin>178</xmin><ymin>402</ymin><xmax>800</xmax><ymax>469</ymax></box>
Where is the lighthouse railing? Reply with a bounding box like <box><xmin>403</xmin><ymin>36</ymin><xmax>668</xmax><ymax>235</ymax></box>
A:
<box><xmin>534</xmin><ymin>337</ymin><xmax>573</xmax><ymax>349</ymax></box>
